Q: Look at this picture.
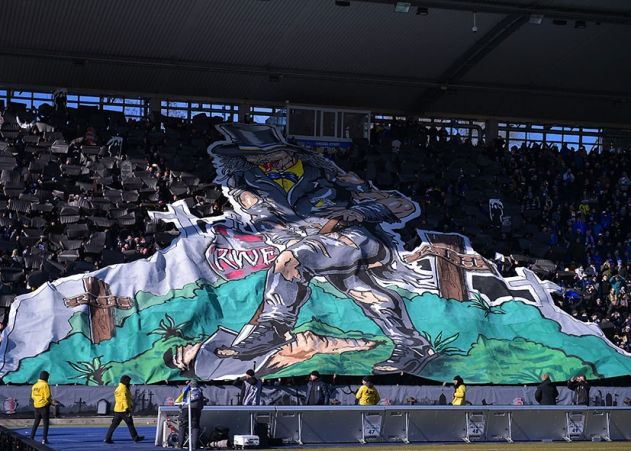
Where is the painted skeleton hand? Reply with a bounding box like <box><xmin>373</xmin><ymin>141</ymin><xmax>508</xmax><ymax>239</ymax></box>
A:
<box><xmin>171</xmin><ymin>343</ymin><xmax>202</xmax><ymax>371</ymax></box>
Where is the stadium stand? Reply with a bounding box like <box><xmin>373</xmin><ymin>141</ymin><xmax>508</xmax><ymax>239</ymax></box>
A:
<box><xmin>0</xmin><ymin>101</ymin><xmax>227</xmax><ymax>328</ymax></box>
<box><xmin>0</xmin><ymin>101</ymin><xmax>629</xmax><ymax>352</ymax></box>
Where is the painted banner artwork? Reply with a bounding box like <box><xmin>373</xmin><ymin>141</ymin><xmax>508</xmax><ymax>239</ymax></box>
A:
<box><xmin>1</xmin><ymin>123</ymin><xmax>631</xmax><ymax>385</ymax></box>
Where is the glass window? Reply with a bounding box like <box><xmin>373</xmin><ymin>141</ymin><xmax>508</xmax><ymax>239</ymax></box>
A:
<box><xmin>79</xmin><ymin>95</ymin><xmax>100</xmax><ymax>103</ymax></box>
<box><xmin>546</xmin><ymin>133</ymin><xmax>563</xmax><ymax>143</ymax></box>
<box><xmin>103</xmin><ymin>105</ymin><xmax>124</xmax><ymax>112</ymax></box>
<box><xmin>124</xmin><ymin>106</ymin><xmax>142</xmax><ymax>117</ymax></box>
<box><xmin>563</xmin><ymin>134</ymin><xmax>580</xmax><ymax>144</ymax></box>
<box><xmin>288</xmin><ymin>108</ymin><xmax>316</xmax><ymax>136</ymax></box>
<box><xmin>343</xmin><ymin>112</ymin><xmax>369</xmax><ymax>139</ymax></box>
<box><xmin>322</xmin><ymin>111</ymin><xmax>336</xmax><ymax>137</ymax></box>
<box><xmin>252</xmin><ymin>115</ymin><xmax>271</xmax><ymax>124</ymax></box>
<box><xmin>509</xmin><ymin>131</ymin><xmax>527</xmax><ymax>141</ymax></box>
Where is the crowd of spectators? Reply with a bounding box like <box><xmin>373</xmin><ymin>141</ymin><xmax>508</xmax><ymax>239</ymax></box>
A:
<box><xmin>1</xmin><ymin>104</ymin><xmax>629</xmax><ymax>352</ymax></box>
<box><xmin>0</xmin><ymin>99</ymin><xmax>226</xmax><ymax>328</ymax></box>
<box><xmin>340</xmin><ymin>120</ymin><xmax>630</xmax><ymax>351</ymax></box>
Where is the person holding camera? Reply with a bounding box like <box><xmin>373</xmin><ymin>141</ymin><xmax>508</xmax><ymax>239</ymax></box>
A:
<box><xmin>175</xmin><ymin>380</ymin><xmax>205</xmax><ymax>449</ymax></box>
<box><xmin>239</xmin><ymin>369</ymin><xmax>262</xmax><ymax>406</ymax></box>
<box><xmin>567</xmin><ymin>374</ymin><xmax>590</xmax><ymax>405</ymax></box>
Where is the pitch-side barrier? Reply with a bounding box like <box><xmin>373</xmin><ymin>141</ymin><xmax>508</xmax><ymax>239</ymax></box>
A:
<box><xmin>155</xmin><ymin>405</ymin><xmax>631</xmax><ymax>446</ymax></box>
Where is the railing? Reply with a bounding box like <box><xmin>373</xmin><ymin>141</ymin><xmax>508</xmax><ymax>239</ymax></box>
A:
<box><xmin>0</xmin><ymin>425</ymin><xmax>51</xmax><ymax>451</ymax></box>
<box><xmin>155</xmin><ymin>405</ymin><xmax>631</xmax><ymax>446</ymax></box>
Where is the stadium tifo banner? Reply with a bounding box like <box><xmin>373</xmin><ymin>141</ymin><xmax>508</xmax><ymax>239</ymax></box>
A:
<box><xmin>2</xmin><ymin>123</ymin><xmax>631</xmax><ymax>385</ymax></box>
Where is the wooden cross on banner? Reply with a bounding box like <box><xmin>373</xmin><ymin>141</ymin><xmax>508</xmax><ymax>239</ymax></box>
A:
<box><xmin>405</xmin><ymin>233</ymin><xmax>495</xmax><ymax>301</ymax></box>
<box><xmin>64</xmin><ymin>276</ymin><xmax>134</xmax><ymax>344</ymax></box>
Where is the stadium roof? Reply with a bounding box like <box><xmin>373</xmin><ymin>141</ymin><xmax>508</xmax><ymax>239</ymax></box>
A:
<box><xmin>1</xmin><ymin>0</ymin><xmax>630</xmax><ymax>125</ymax></box>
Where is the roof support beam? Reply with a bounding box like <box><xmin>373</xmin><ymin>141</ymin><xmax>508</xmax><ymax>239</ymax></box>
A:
<box><xmin>418</xmin><ymin>13</ymin><xmax>528</xmax><ymax>111</ymax></box>
<box><xmin>358</xmin><ymin>0</ymin><xmax>631</xmax><ymax>25</ymax></box>
<box><xmin>1</xmin><ymin>47</ymin><xmax>631</xmax><ymax>102</ymax></box>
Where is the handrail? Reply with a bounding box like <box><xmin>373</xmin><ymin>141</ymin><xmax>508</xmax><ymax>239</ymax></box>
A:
<box><xmin>0</xmin><ymin>425</ymin><xmax>51</xmax><ymax>451</ymax></box>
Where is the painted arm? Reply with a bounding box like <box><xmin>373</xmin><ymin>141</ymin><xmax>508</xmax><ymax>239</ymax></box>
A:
<box><xmin>229</xmin><ymin>187</ymin><xmax>301</xmax><ymax>245</ymax></box>
<box><xmin>332</xmin><ymin>172</ymin><xmax>416</xmax><ymax>223</ymax></box>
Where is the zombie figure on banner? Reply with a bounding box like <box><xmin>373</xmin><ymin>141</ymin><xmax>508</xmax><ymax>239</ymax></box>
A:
<box><xmin>177</xmin><ymin>123</ymin><xmax>439</xmax><ymax>379</ymax></box>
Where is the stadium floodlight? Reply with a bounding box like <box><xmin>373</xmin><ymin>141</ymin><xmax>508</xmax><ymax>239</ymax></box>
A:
<box><xmin>529</xmin><ymin>14</ymin><xmax>543</xmax><ymax>24</ymax></box>
<box><xmin>335</xmin><ymin>0</ymin><xmax>350</xmax><ymax>6</ymax></box>
<box><xmin>574</xmin><ymin>20</ymin><xmax>586</xmax><ymax>29</ymax></box>
<box><xmin>394</xmin><ymin>2</ymin><xmax>412</xmax><ymax>13</ymax></box>
<box><xmin>416</xmin><ymin>7</ymin><xmax>429</xmax><ymax>16</ymax></box>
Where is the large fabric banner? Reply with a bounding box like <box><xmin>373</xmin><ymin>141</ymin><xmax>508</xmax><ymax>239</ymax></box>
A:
<box><xmin>1</xmin><ymin>123</ymin><xmax>630</xmax><ymax>385</ymax></box>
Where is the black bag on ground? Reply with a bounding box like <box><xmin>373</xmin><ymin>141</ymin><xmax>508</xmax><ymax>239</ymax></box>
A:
<box><xmin>208</xmin><ymin>426</ymin><xmax>229</xmax><ymax>442</ymax></box>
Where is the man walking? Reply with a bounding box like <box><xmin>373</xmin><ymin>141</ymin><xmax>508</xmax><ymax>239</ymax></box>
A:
<box><xmin>305</xmin><ymin>371</ymin><xmax>329</xmax><ymax>405</ymax></box>
<box><xmin>535</xmin><ymin>373</ymin><xmax>559</xmax><ymax>405</ymax></box>
<box><xmin>104</xmin><ymin>375</ymin><xmax>144</xmax><ymax>444</ymax></box>
<box><xmin>30</xmin><ymin>370</ymin><xmax>52</xmax><ymax>444</ymax></box>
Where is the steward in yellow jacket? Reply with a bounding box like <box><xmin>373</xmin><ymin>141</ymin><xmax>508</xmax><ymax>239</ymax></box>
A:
<box><xmin>30</xmin><ymin>371</ymin><xmax>52</xmax><ymax>444</ymax></box>
<box><xmin>451</xmin><ymin>375</ymin><xmax>466</xmax><ymax>406</ymax></box>
<box><xmin>104</xmin><ymin>375</ymin><xmax>144</xmax><ymax>444</ymax></box>
<box><xmin>356</xmin><ymin>376</ymin><xmax>380</xmax><ymax>406</ymax></box>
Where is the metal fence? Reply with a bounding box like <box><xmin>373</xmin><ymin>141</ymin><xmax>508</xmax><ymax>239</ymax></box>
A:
<box><xmin>155</xmin><ymin>405</ymin><xmax>631</xmax><ymax>446</ymax></box>
<box><xmin>0</xmin><ymin>425</ymin><xmax>51</xmax><ymax>451</ymax></box>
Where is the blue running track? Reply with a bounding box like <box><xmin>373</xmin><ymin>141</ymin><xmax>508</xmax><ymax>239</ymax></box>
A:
<box><xmin>13</xmin><ymin>426</ymin><xmax>160</xmax><ymax>451</ymax></box>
